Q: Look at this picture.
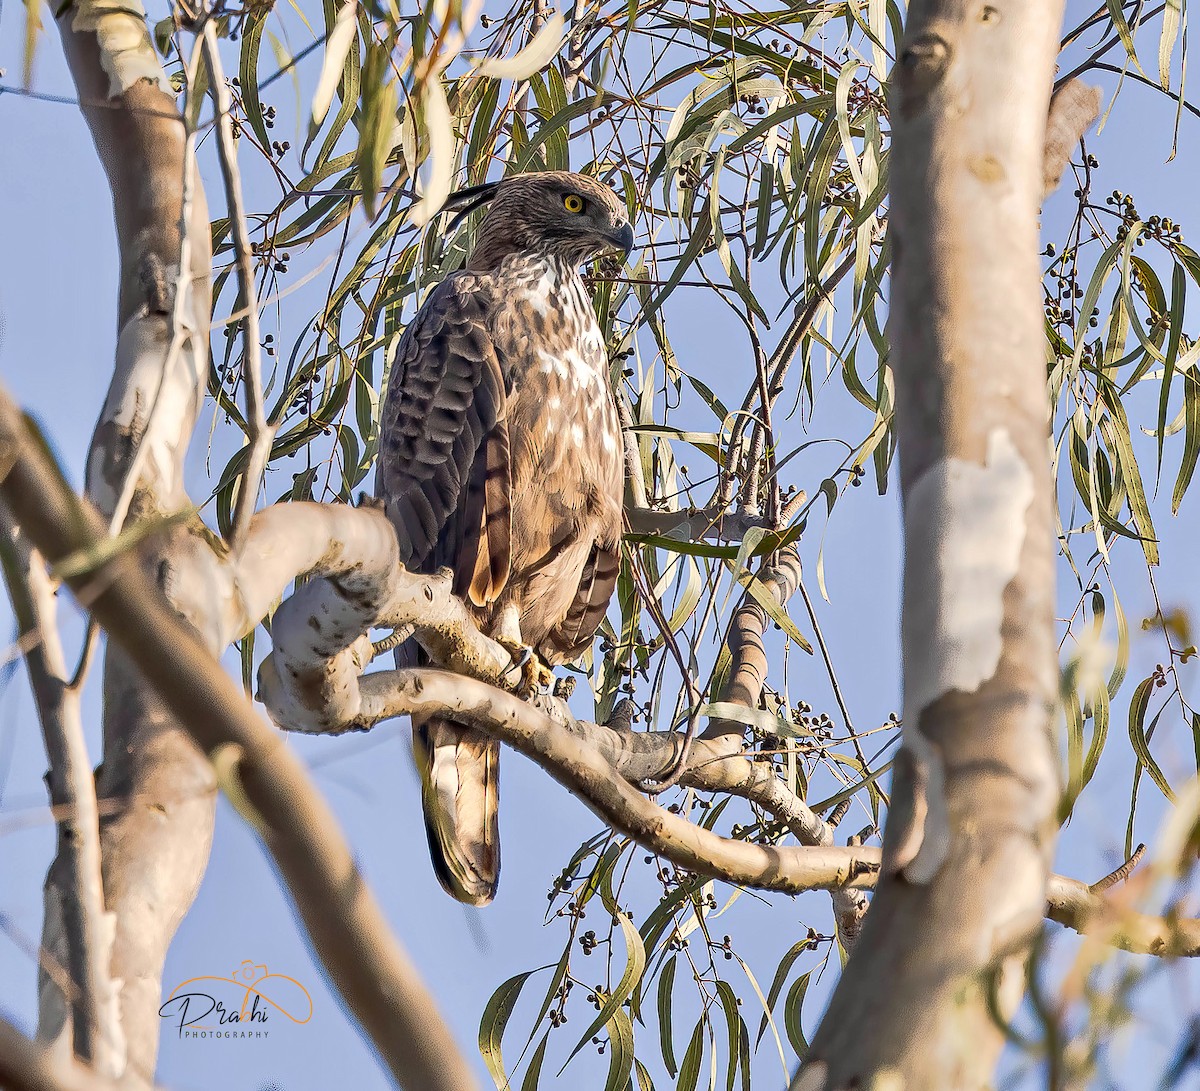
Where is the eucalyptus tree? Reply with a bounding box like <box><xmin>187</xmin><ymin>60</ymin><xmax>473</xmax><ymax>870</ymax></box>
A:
<box><xmin>2</xmin><ymin>0</ymin><xmax>1200</xmax><ymax>1089</ymax></box>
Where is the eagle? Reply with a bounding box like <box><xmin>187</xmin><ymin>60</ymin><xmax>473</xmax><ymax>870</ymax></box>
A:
<box><xmin>376</xmin><ymin>171</ymin><xmax>634</xmax><ymax>905</ymax></box>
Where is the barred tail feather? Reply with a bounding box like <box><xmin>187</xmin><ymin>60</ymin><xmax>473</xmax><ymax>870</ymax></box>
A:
<box><xmin>413</xmin><ymin>716</ymin><xmax>501</xmax><ymax>906</ymax></box>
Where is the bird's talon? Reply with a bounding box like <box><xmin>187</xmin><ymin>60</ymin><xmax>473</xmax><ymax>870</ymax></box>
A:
<box><xmin>499</xmin><ymin>640</ymin><xmax>553</xmax><ymax>696</ymax></box>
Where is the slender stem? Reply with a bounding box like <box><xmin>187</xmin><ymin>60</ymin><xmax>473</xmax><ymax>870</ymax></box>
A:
<box><xmin>0</xmin><ymin>513</ymin><xmax>119</xmax><ymax>1073</ymax></box>
<box><xmin>201</xmin><ymin>17</ymin><xmax>275</xmax><ymax>551</ymax></box>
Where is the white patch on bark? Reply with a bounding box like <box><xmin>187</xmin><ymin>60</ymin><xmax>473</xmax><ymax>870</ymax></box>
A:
<box><xmin>72</xmin><ymin>0</ymin><xmax>172</xmax><ymax>98</ymax></box>
<box><xmin>899</xmin><ymin>428</ymin><xmax>1034</xmax><ymax>883</ymax></box>
<box><xmin>88</xmin><ymin>278</ymin><xmax>206</xmax><ymax>512</ymax></box>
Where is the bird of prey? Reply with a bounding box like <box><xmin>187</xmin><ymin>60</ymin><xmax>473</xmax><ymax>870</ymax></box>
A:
<box><xmin>376</xmin><ymin>171</ymin><xmax>634</xmax><ymax>905</ymax></box>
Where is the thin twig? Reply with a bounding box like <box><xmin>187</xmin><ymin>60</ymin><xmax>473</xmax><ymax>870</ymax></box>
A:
<box><xmin>0</xmin><ymin>511</ymin><xmax>121</xmax><ymax>1073</ymax></box>
<box><xmin>202</xmin><ymin>16</ymin><xmax>275</xmax><ymax>551</ymax></box>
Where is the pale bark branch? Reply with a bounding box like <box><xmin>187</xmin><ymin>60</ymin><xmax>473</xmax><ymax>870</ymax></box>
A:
<box><xmin>797</xmin><ymin>3</ymin><xmax>1066</xmax><ymax>1086</ymax></box>
<box><xmin>248</xmin><ymin>517</ymin><xmax>1200</xmax><ymax>958</ymax></box>
<box><xmin>219</xmin><ymin>468</ymin><xmax>1200</xmax><ymax>967</ymax></box>
<box><xmin>0</xmin><ymin>393</ymin><xmax>478</xmax><ymax>1091</ymax></box>
<box><xmin>0</xmin><ymin>513</ymin><xmax>121</xmax><ymax>1075</ymax></box>
<box><xmin>55</xmin><ymin>3</ymin><xmax>216</xmax><ymax>1078</ymax></box>
<box><xmin>1045</xmin><ymin>873</ymin><xmax>1200</xmax><ymax>957</ymax></box>
<box><xmin>200</xmin><ymin>16</ymin><xmax>275</xmax><ymax>550</ymax></box>
<box><xmin>0</xmin><ymin>1017</ymin><xmax>155</xmax><ymax>1091</ymax></box>
<box><xmin>359</xmin><ymin>669</ymin><xmax>879</xmax><ymax>893</ymax></box>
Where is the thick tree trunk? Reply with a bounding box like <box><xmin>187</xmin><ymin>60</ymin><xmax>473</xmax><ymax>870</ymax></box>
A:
<box><xmin>42</xmin><ymin>5</ymin><xmax>216</xmax><ymax>1083</ymax></box>
<box><xmin>794</xmin><ymin>3</ymin><xmax>1063</xmax><ymax>1086</ymax></box>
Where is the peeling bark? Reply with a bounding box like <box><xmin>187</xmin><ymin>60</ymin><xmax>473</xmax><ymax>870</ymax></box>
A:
<box><xmin>54</xmin><ymin>4</ymin><xmax>215</xmax><ymax>1082</ymax></box>
<box><xmin>794</xmin><ymin>3</ymin><xmax>1064</xmax><ymax>1087</ymax></box>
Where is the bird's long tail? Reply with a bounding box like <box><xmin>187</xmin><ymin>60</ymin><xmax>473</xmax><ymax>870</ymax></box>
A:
<box><xmin>412</xmin><ymin>715</ymin><xmax>501</xmax><ymax>906</ymax></box>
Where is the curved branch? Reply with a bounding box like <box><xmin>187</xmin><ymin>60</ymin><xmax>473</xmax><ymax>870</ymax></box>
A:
<box><xmin>0</xmin><ymin>1017</ymin><xmax>153</xmax><ymax>1091</ymax></box>
<box><xmin>359</xmin><ymin>669</ymin><xmax>880</xmax><ymax>893</ymax></box>
<box><xmin>1045</xmin><ymin>875</ymin><xmax>1200</xmax><ymax>957</ymax></box>
<box><xmin>250</xmin><ymin>496</ymin><xmax>1200</xmax><ymax>959</ymax></box>
<box><xmin>0</xmin><ymin>514</ymin><xmax>121</xmax><ymax>1072</ymax></box>
<box><xmin>0</xmin><ymin>391</ymin><xmax>478</xmax><ymax>1091</ymax></box>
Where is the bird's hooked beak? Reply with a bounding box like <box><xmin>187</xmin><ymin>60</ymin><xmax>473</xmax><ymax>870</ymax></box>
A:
<box><xmin>607</xmin><ymin>221</ymin><xmax>635</xmax><ymax>257</ymax></box>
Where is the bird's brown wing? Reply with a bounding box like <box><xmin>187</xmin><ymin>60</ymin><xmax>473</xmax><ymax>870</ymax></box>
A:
<box><xmin>376</xmin><ymin>271</ymin><xmax>512</xmax><ymax>603</ymax></box>
<box><xmin>376</xmin><ymin>271</ymin><xmax>510</xmax><ymax>906</ymax></box>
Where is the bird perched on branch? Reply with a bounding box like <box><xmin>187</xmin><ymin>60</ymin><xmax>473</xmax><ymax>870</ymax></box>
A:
<box><xmin>376</xmin><ymin>171</ymin><xmax>634</xmax><ymax>905</ymax></box>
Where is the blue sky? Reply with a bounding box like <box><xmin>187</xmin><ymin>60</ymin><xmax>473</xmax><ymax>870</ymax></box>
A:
<box><xmin>4</xmin><ymin>2</ymin><xmax>1200</xmax><ymax>1089</ymax></box>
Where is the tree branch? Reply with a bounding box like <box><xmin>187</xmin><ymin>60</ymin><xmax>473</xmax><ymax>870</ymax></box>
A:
<box><xmin>0</xmin><ymin>514</ymin><xmax>121</xmax><ymax>1074</ymax></box>
<box><xmin>798</xmin><ymin>4</ymin><xmax>1067</xmax><ymax>1085</ymax></box>
<box><xmin>55</xmin><ymin>2</ymin><xmax>216</xmax><ymax>1077</ymax></box>
<box><xmin>360</xmin><ymin>669</ymin><xmax>879</xmax><ymax>893</ymax></box>
<box><xmin>1043</xmin><ymin>875</ymin><xmax>1200</xmax><ymax>956</ymax></box>
<box><xmin>0</xmin><ymin>391</ymin><xmax>478</xmax><ymax>1091</ymax></box>
<box><xmin>0</xmin><ymin>1017</ymin><xmax>154</xmax><ymax>1091</ymax></box>
<box><xmin>200</xmin><ymin>15</ymin><xmax>275</xmax><ymax>550</ymax></box>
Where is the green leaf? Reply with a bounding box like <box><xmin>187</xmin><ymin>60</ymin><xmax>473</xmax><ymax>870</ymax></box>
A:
<box><xmin>239</xmin><ymin>10</ymin><xmax>271</xmax><ymax>149</ymax></box>
<box><xmin>1105</xmin><ymin>0</ymin><xmax>1147</xmax><ymax>78</ymax></box>
<box><xmin>657</xmin><ymin>956</ymin><xmax>678</xmax><ymax>1076</ymax></box>
<box><xmin>309</xmin><ymin>0</ymin><xmax>358</xmax><ymax>140</ymax></box>
<box><xmin>1128</xmin><ymin>675</ymin><xmax>1175</xmax><ymax>803</ymax></box>
<box><xmin>700</xmin><ymin>701</ymin><xmax>792</xmax><ymax>734</ymax></box>
<box><xmin>1174</xmin><ymin>369</ymin><xmax>1200</xmax><ymax>513</ymax></box>
<box><xmin>1155</xmin><ymin>263</ymin><xmax>1186</xmax><ymax>476</ymax></box>
<box><xmin>715</xmin><ymin>979</ymin><xmax>746</xmax><ymax>1091</ymax></box>
<box><xmin>676</xmin><ymin>1019</ymin><xmax>706</xmax><ymax>1091</ymax></box>
<box><xmin>732</xmin><ymin>564</ymin><xmax>814</xmax><ymax>654</ymax></box>
<box><xmin>476</xmin><ymin>11</ymin><xmax>565</xmax><ymax>78</ymax></box>
<box><xmin>626</xmin><ymin>524</ymin><xmax>802</xmax><ymax>561</ymax></box>
<box><xmin>521</xmin><ymin>1032</ymin><xmax>550</xmax><ymax>1091</ymax></box>
<box><xmin>357</xmin><ymin>43</ymin><xmax>398</xmax><ymax>219</ymax></box>
<box><xmin>564</xmin><ymin>908</ymin><xmax>646</xmax><ymax>1067</ymax></box>
<box><xmin>603</xmin><ymin>1008</ymin><xmax>636</xmax><ymax>1091</ymax></box>
<box><xmin>1160</xmin><ymin>0</ymin><xmax>1182</xmax><ymax>88</ymax></box>
<box><xmin>479</xmin><ymin>971</ymin><xmax>534</xmax><ymax>1089</ymax></box>
<box><xmin>783</xmin><ymin>970</ymin><xmax>812</xmax><ymax>1058</ymax></box>
<box><xmin>1099</xmin><ymin>381</ymin><xmax>1159</xmax><ymax>565</ymax></box>
<box><xmin>756</xmin><ymin>941</ymin><xmax>809</xmax><ymax>1048</ymax></box>
<box><xmin>530</xmin><ymin>949</ymin><xmax>570</xmax><ymax>1040</ymax></box>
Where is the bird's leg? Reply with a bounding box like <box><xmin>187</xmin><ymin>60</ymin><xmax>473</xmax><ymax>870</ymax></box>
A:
<box><xmin>495</xmin><ymin>604</ymin><xmax>554</xmax><ymax>696</ymax></box>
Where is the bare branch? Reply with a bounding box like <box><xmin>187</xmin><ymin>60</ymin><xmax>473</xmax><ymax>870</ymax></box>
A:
<box><xmin>0</xmin><ymin>390</ymin><xmax>479</xmax><ymax>1091</ymax></box>
<box><xmin>55</xmin><ymin>4</ymin><xmax>216</xmax><ymax>1076</ymax></box>
<box><xmin>623</xmin><ymin>505</ymin><xmax>776</xmax><ymax>541</ymax></box>
<box><xmin>0</xmin><ymin>1018</ymin><xmax>153</xmax><ymax>1091</ymax></box>
<box><xmin>1090</xmin><ymin>843</ymin><xmax>1146</xmax><ymax>893</ymax></box>
<box><xmin>0</xmin><ymin>513</ymin><xmax>121</xmax><ymax>1074</ymax></box>
<box><xmin>200</xmin><ymin>17</ymin><xmax>275</xmax><ymax>550</ymax></box>
<box><xmin>1045</xmin><ymin>874</ymin><xmax>1200</xmax><ymax>957</ymax></box>
<box><xmin>360</xmin><ymin>669</ymin><xmax>880</xmax><ymax>894</ymax></box>
<box><xmin>706</xmin><ymin>548</ymin><xmax>802</xmax><ymax>739</ymax></box>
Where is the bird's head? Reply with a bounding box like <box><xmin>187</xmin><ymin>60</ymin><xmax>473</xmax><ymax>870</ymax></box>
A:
<box><xmin>450</xmin><ymin>171</ymin><xmax>635</xmax><ymax>271</ymax></box>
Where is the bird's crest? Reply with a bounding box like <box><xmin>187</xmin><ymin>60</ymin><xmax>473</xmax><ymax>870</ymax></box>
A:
<box><xmin>442</xmin><ymin>180</ymin><xmax>502</xmax><ymax>234</ymax></box>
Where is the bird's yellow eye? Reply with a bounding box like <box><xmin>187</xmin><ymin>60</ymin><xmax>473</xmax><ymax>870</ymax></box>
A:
<box><xmin>563</xmin><ymin>194</ymin><xmax>585</xmax><ymax>214</ymax></box>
